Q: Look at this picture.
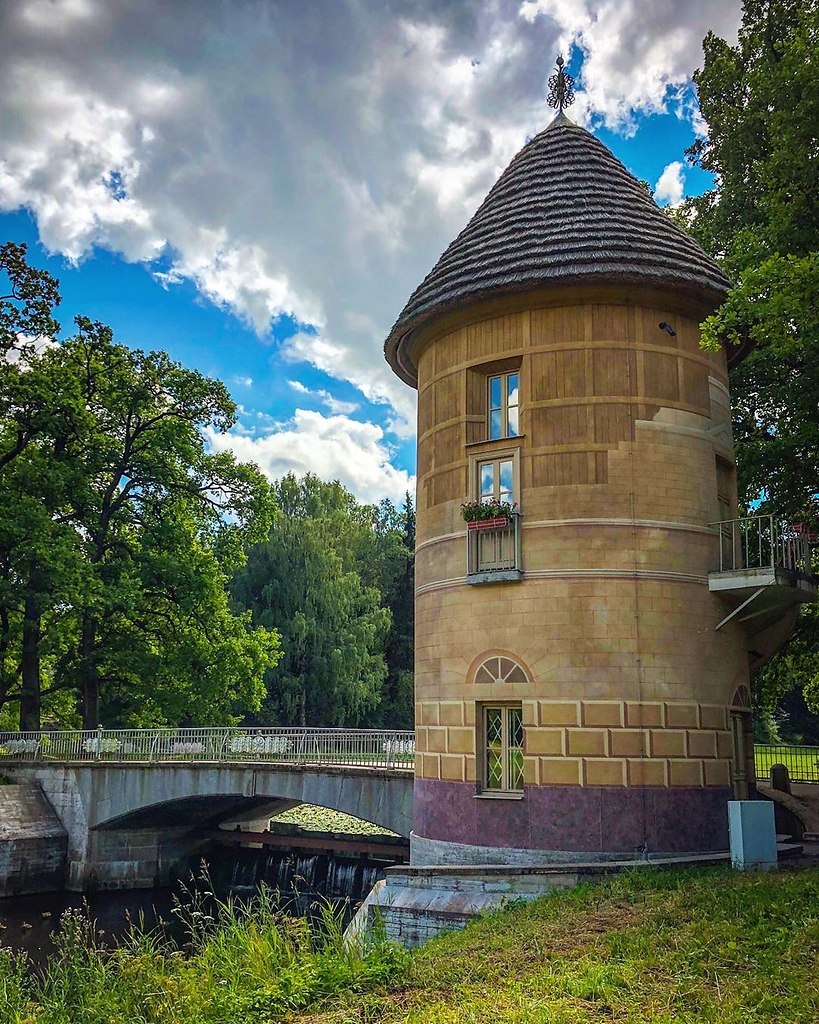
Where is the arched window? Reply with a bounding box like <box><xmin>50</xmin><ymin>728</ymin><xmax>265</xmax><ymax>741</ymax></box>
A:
<box><xmin>474</xmin><ymin>654</ymin><xmax>529</xmax><ymax>686</ymax></box>
<box><xmin>731</xmin><ymin>684</ymin><xmax>752</xmax><ymax>709</ymax></box>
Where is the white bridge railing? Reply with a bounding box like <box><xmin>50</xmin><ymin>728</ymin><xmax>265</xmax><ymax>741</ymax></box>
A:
<box><xmin>0</xmin><ymin>727</ymin><xmax>415</xmax><ymax>770</ymax></box>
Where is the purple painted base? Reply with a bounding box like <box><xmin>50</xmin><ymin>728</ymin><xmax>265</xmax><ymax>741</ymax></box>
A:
<box><xmin>414</xmin><ymin>780</ymin><xmax>731</xmax><ymax>854</ymax></box>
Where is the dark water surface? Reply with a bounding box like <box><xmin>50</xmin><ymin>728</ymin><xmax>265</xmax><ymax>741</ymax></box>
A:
<box><xmin>0</xmin><ymin>845</ymin><xmax>397</xmax><ymax>967</ymax></box>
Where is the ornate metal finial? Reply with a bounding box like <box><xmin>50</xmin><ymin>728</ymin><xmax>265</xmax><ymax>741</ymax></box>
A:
<box><xmin>547</xmin><ymin>55</ymin><xmax>575</xmax><ymax>111</ymax></box>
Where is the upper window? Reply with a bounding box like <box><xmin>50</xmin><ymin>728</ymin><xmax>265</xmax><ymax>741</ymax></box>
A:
<box><xmin>488</xmin><ymin>372</ymin><xmax>520</xmax><ymax>440</ymax></box>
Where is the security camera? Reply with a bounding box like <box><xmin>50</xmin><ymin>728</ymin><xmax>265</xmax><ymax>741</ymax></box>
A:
<box><xmin>658</xmin><ymin>322</ymin><xmax>677</xmax><ymax>337</ymax></box>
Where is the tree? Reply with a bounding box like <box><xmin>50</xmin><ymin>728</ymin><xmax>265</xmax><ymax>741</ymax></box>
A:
<box><xmin>683</xmin><ymin>0</ymin><xmax>819</xmax><ymax>521</ymax></box>
<box><xmin>232</xmin><ymin>474</ymin><xmax>401</xmax><ymax>727</ymax></box>
<box><xmin>0</xmin><ymin>243</ymin><xmax>281</xmax><ymax>728</ymax></box>
<box><xmin>683</xmin><ymin>0</ymin><xmax>819</xmax><ymax>719</ymax></box>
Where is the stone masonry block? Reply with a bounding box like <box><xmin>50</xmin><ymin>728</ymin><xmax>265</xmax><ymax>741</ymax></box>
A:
<box><xmin>421</xmin><ymin>753</ymin><xmax>440</xmax><ymax>780</ymax></box>
<box><xmin>448</xmin><ymin>727</ymin><xmax>475</xmax><ymax>755</ymax></box>
<box><xmin>539</xmin><ymin>757</ymin><xmax>581</xmax><ymax>785</ymax></box>
<box><xmin>704</xmin><ymin>760</ymin><xmax>731</xmax><ymax>787</ymax></box>
<box><xmin>465</xmin><ymin>756</ymin><xmax>477</xmax><ymax>783</ymax></box>
<box><xmin>523</xmin><ymin>757</ymin><xmax>539</xmax><ymax>785</ymax></box>
<box><xmin>440</xmin><ymin>754</ymin><xmax>465</xmax><ymax>781</ymax></box>
<box><xmin>627</xmin><ymin>759</ymin><xmax>667</xmax><ymax>787</ymax></box>
<box><xmin>699</xmin><ymin>704</ymin><xmax>728</xmax><ymax>730</ymax></box>
<box><xmin>567</xmin><ymin>729</ymin><xmax>607</xmax><ymax>757</ymax></box>
<box><xmin>609</xmin><ymin>729</ymin><xmax>647</xmax><ymax>757</ymax></box>
<box><xmin>463</xmin><ymin>702</ymin><xmax>476</xmax><ymax>726</ymax></box>
<box><xmin>625</xmin><ymin>702</ymin><xmax>664</xmax><ymax>728</ymax></box>
<box><xmin>522</xmin><ymin>701</ymin><xmax>538</xmax><ymax>726</ymax></box>
<box><xmin>668</xmin><ymin>759</ymin><xmax>703</xmax><ymax>787</ymax></box>
<box><xmin>439</xmin><ymin>702</ymin><xmax>464</xmax><ymax>726</ymax></box>
<box><xmin>581</xmin><ymin>701</ymin><xmax>624</xmax><ymax>727</ymax></box>
<box><xmin>665</xmin><ymin>703</ymin><xmax>699</xmax><ymax>728</ymax></box>
<box><xmin>415</xmin><ymin>726</ymin><xmax>428</xmax><ymax>752</ymax></box>
<box><xmin>524</xmin><ymin>728</ymin><xmax>564</xmax><ymax>756</ymax></box>
<box><xmin>649</xmin><ymin>730</ymin><xmax>686</xmax><ymax>757</ymax></box>
<box><xmin>539</xmin><ymin>701</ymin><xmax>580</xmax><ymax>727</ymax></box>
<box><xmin>716</xmin><ymin>731</ymin><xmax>733</xmax><ymax>758</ymax></box>
<box><xmin>420</xmin><ymin>703</ymin><xmax>440</xmax><ymax>726</ymax></box>
<box><xmin>583</xmin><ymin>759</ymin><xmax>626</xmax><ymax>787</ymax></box>
<box><xmin>427</xmin><ymin>727</ymin><xmax>447</xmax><ymax>753</ymax></box>
<box><xmin>687</xmin><ymin>730</ymin><xmax>717</xmax><ymax>758</ymax></box>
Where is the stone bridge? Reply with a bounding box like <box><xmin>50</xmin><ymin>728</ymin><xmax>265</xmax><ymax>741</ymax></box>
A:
<box><xmin>0</xmin><ymin>728</ymin><xmax>414</xmax><ymax>890</ymax></box>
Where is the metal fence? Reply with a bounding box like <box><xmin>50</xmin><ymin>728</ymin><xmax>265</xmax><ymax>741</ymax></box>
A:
<box><xmin>0</xmin><ymin>728</ymin><xmax>415</xmax><ymax>771</ymax></box>
<box><xmin>711</xmin><ymin>515</ymin><xmax>814</xmax><ymax>575</ymax></box>
<box><xmin>754</xmin><ymin>744</ymin><xmax>819</xmax><ymax>784</ymax></box>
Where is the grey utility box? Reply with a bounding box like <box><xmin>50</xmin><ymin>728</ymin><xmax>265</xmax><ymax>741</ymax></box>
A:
<box><xmin>728</xmin><ymin>800</ymin><xmax>778</xmax><ymax>871</ymax></box>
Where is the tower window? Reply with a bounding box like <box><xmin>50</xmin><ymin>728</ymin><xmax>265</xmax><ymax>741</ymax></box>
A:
<box><xmin>488</xmin><ymin>372</ymin><xmax>520</xmax><ymax>439</ymax></box>
<box><xmin>479</xmin><ymin>456</ymin><xmax>515</xmax><ymax>506</ymax></box>
<box><xmin>482</xmin><ymin>704</ymin><xmax>524</xmax><ymax>791</ymax></box>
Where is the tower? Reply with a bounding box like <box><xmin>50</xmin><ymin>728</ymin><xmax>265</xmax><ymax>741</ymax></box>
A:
<box><xmin>383</xmin><ymin>62</ymin><xmax>815</xmax><ymax>866</ymax></box>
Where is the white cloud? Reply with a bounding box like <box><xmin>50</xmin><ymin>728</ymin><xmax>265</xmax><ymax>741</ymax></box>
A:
<box><xmin>0</xmin><ymin>0</ymin><xmax>741</xmax><ymax>480</ymax></box>
<box><xmin>206</xmin><ymin>410</ymin><xmax>415</xmax><ymax>506</ymax></box>
<box><xmin>654</xmin><ymin>160</ymin><xmax>685</xmax><ymax>207</ymax></box>
<box><xmin>231</xmin><ymin>375</ymin><xmax>253</xmax><ymax>388</ymax></box>
<box><xmin>521</xmin><ymin>1</ymin><xmax>740</xmax><ymax>135</ymax></box>
<box><xmin>287</xmin><ymin>380</ymin><xmax>358</xmax><ymax>416</ymax></box>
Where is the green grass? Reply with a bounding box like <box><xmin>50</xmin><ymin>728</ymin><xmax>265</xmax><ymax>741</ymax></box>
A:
<box><xmin>1</xmin><ymin>867</ymin><xmax>816</xmax><ymax>1023</ymax></box>
<box><xmin>755</xmin><ymin>744</ymin><xmax>819</xmax><ymax>783</ymax></box>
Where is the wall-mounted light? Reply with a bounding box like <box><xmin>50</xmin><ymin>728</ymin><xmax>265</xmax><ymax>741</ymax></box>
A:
<box><xmin>658</xmin><ymin>321</ymin><xmax>677</xmax><ymax>337</ymax></box>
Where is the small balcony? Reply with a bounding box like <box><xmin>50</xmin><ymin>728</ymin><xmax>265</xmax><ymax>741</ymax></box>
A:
<box><xmin>709</xmin><ymin>515</ymin><xmax>817</xmax><ymax>634</ymax></box>
<box><xmin>466</xmin><ymin>513</ymin><xmax>522</xmax><ymax>584</ymax></box>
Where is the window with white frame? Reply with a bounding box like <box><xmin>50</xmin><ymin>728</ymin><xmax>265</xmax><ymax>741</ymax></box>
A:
<box><xmin>479</xmin><ymin>456</ymin><xmax>514</xmax><ymax>507</ymax></box>
<box><xmin>488</xmin><ymin>372</ymin><xmax>520</xmax><ymax>440</ymax></box>
<box><xmin>482</xmin><ymin>704</ymin><xmax>524</xmax><ymax>792</ymax></box>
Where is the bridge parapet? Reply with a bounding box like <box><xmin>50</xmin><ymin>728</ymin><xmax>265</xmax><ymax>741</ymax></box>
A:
<box><xmin>0</xmin><ymin>727</ymin><xmax>415</xmax><ymax>770</ymax></box>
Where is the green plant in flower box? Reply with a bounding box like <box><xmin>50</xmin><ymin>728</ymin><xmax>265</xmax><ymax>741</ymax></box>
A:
<box><xmin>460</xmin><ymin>499</ymin><xmax>517</xmax><ymax>522</ymax></box>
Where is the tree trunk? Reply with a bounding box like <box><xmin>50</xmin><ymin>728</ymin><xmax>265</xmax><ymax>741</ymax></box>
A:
<box><xmin>19</xmin><ymin>569</ymin><xmax>41</xmax><ymax>731</ymax></box>
<box><xmin>80</xmin><ymin>614</ymin><xmax>99</xmax><ymax>730</ymax></box>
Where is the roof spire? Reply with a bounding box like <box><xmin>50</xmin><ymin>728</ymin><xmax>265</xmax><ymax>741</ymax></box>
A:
<box><xmin>547</xmin><ymin>55</ymin><xmax>575</xmax><ymax>112</ymax></box>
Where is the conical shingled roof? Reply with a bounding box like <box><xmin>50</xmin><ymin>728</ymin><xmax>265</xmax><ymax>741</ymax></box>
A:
<box><xmin>384</xmin><ymin>114</ymin><xmax>731</xmax><ymax>386</ymax></box>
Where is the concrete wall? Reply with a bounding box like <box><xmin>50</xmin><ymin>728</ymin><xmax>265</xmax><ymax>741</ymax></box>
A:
<box><xmin>0</xmin><ymin>784</ymin><xmax>67</xmax><ymax>895</ymax></box>
<box><xmin>5</xmin><ymin>763</ymin><xmax>413</xmax><ymax>891</ymax></box>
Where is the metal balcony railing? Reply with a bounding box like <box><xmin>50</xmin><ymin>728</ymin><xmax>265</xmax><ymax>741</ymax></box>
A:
<box><xmin>0</xmin><ymin>727</ymin><xmax>415</xmax><ymax>769</ymax></box>
<box><xmin>710</xmin><ymin>515</ymin><xmax>814</xmax><ymax>576</ymax></box>
<box><xmin>467</xmin><ymin>513</ymin><xmax>522</xmax><ymax>579</ymax></box>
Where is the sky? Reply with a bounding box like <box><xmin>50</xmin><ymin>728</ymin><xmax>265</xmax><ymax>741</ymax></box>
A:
<box><xmin>0</xmin><ymin>0</ymin><xmax>743</xmax><ymax>506</ymax></box>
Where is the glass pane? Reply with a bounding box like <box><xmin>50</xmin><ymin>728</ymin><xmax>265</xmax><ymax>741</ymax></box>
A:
<box><xmin>490</xmin><ymin>409</ymin><xmax>503</xmax><ymax>439</ymax></box>
<box><xmin>507</xmin><ymin>404</ymin><xmax>519</xmax><ymax>436</ymax></box>
<box><xmin>480</xmin><ymin>463</ymin><xmax>495</xmax><ymax>499</ymax></box>
<box><xmin>485</xmin><ymin>708</ymin><xmax>503</xmax><ymax>789</ymax></box>
<box><xmin>506</xmin><ymin>373</ymin><xmax>519</xmax><ymax>407</ymax></box>
<box><xmin>499</xmin><ymin>460</ymin><xmax>513</xmax><ymax>503</ymax></box>
<box><xmin>508</xmin><ymin>707</ymin><xmax>524</xmax><ymax>790</ymax></box>
<box><xmin>489</xmin><ymin>376</ymin><xmax>502</xmax><ymax>410</ymax></box>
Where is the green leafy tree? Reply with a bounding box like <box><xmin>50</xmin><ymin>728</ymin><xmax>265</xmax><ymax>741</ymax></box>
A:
<box><xmin>232</xmin><ymin>474</ymin><xmax>394</xmax><ymax>727</ymax></box>
<box><xmin>682</xmin><ymin>0</ymin><xmax>819</xmax><ymax>721</ymax></box>
<box><xmin>0</xmin><ymin>243</ymin><xmax>280</xmax><ymax>729</ymax></box>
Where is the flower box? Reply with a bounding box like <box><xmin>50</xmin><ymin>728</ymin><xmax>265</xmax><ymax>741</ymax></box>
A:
<box><xmin>468</xmin><ymin>516</ymin><xmax>509</xmax><ymax>531</ymax></box>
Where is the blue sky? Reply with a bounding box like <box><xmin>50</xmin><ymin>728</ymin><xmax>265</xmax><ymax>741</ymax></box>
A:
<box><xmin>0</xmin><ymin>0</ymin><xmax>741</xmax><ymax>504</ymax></box>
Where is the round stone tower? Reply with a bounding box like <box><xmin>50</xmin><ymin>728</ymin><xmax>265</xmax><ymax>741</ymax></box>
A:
<box><xmin>384</xmin><ymin>77</ymin><xmax>759</xmax><ymax>865</ymax></box>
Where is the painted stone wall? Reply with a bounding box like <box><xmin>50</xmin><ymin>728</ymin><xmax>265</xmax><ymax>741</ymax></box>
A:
<box><xmin>412</xmin><ymin>287</ymin><xmax>749</xmax><ymax>856</ymax></box>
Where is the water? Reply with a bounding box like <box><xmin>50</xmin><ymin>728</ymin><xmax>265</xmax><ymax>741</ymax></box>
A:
<box><xmin>0</xmin><ymin>844</ymin><xmax>398</xmax><ymax>967</ymax></box>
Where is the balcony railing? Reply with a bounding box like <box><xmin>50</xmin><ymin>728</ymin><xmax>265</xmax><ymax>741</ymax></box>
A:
<box><xmin>466</xmin><ymin>513</ymin><xmax>522</xmax><ymax>583</ymax></box>
<box><xmin>710</xmin><ymin>515</ymin><xmax>814</xmax><ymax>576</ymax></box>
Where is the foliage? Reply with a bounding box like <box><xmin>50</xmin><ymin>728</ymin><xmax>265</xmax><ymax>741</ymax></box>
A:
<box><xmin>682</xmin><ymin>0</ymin><xmax>819</xmax><ymax>524</ymax></box>
<box><xmin>0</xmin><ymin>243</ymin><xmax>280</xmax><ymax>729</ymax></box>
<box><xmin>681</xmin><ymin>1</ymin><xmax>819</xmax><ymax>714</ymax></box>
<box><xmin>0</xmin><ymin>881</ymin><xmax>408</xmax><ymax>1023</ymax></box>
<box><xmin>232</xmin><ymin>474</ymin><xmax>413</xmax><ymax>728</ymax></box>
<box><xmin>1</xmin><ymin>868</ymin><xmax>817</xmax><ymax>1022</ymax></box>
<box><xmin>460</xmin><ymin>498</ymin><xmax>517</xmax><ymax>522</ymax></box>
